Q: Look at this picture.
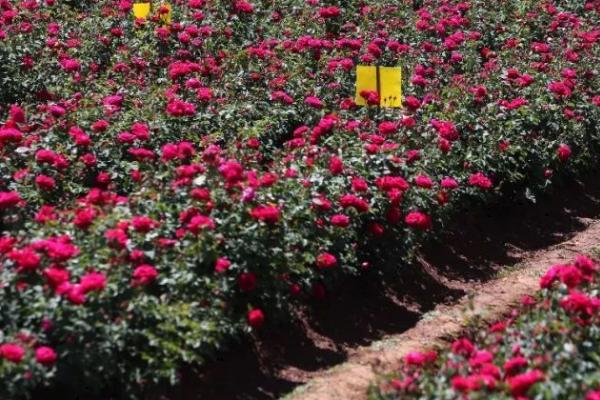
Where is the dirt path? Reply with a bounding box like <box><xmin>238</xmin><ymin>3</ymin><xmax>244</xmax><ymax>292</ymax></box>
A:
<box><xmin>285</xmin><ymin>219</ymin><xmax>600</xmax><ymax>400</ymax></box>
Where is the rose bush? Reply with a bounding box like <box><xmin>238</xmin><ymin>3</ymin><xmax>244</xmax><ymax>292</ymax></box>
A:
<box><xmin>370</xmin><ymin>254</ymin><xmax>600</xmax><ymax>400</ymax></box>
<box><xmin>0</xmin><ymin>0</ymin><xmax>600</xmax><ymax>397</ymax></box>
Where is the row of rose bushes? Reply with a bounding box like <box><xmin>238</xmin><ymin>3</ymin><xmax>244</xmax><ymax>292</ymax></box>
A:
<box><xmin>369</xmin><ymin>253</ymin><xmax>600</xmax><ymax>400</ymax></box>
<box><xmin>0</xmin><ymin>0</ymin><xmax>600</xmax><ymax>398</ymax></box>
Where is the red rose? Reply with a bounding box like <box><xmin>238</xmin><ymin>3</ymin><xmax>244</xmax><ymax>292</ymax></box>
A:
<box><xmin>438</xmin><ymin>138</ymin><xmax>452</xmax><ymax>153</ymax></box>
<box><xmin>290</xmin><ymin>283</ymin><xmax>302</xmax><ymax>296</ymax></box>
<box><xmin>250</xmin><ymin>205</ymin><xmax>280</xmax><ymax>224</ymax></box>
<box><xmin>557</xmin><ymin>143</ymin><xmax>572</xmax><ymax>161</ymax></box>
<box><xmin>131</xmin><ymin>215</ymin><xmax>159</xmax><ymax>233</ymax></box>
<box><xmin>91</xmin><ymin>120</ymin><xmax>109</xmax><ymax>132</ymax></box>
<box><xmin>316</xmin><ymin>252</ymin><xmax>337</xmax><ymax>269</ymax></box>
<box><xmin>405</xmin><ymin>211</ymin><xmax>431</xmax><ymax>230</ymax></box>
<box><xmin>378</xmin><ymin>121</ymin><xmax>398</xmax><ymax>135</ymax></box>
<box><xmin>328</xmin><ymin>156</ymin><xmax>344</xmax><ymax>175</ymax></box>
<box><xmin>132</xmin><ymin>265</ymin><xmax>158</xmax><ymax>286</ymax></box>
<box><xmin>234</xmin><ymin>0</ymin><xmax>254</xmax><ymax>14</ymax></box>
<box><xmin>451</xmin><ymin>375</ymin><xmax>481</xmax><ymax>393</ymax></box>
<box><xmin>8</xmin><ymin>247</ymin><xmax>40</xmax><ymax>272</ymax></box>
<box><xmin>452</xmin><ymin>374</ymin><xmax>495</xmax><ymax>393</ymax></box>
<box><xmin>376</xmin><ymin>176</ymin><xmax>410</xmax><ymax>192</ymax></box>
<box><xmin>304</xmin><ymin>96</ymin><xmax>323</xmax><ymax>109</ymax></box>
<box><xmin>403</xmin><ymin>351</ymin><xmax>435</xmax><ymax>366</ymax></box>
<box><xmin>441</xmin><ymin>177</ymin><xmax>458</xmax><ymax>189</ymax></box>
<box><xmin>431</xmin><ymin>119</ymin><xmax>460</xmax><ymax>141</ymax></box>
<box><xmin>451</xmin><ymin>338</ymin><xmax>475</xmax><ymax>356</ymax></box>
<box><xmin>575</xmin><ymin>255</ymin><xmax>596</xmax><ymax>275</ymax></box>
<box><xmin>414</xmin><ymin>175</ymin><xmax>433</xmax><ymax>189</ymax></box>
<box><xmin>247</xmin><ymin>308</ymin><xmax>264</xmax><ymax>328</ymax></box>
<box><xmin>0</xmin><ymin>127</ymin><xmax>23</xmax><ymax>144</ymax></box>
<box><xmin>65</xmin><ymin>284</ymin><xmax>86</xmax><ymax>305</ymax></box>
<box><xmin>540</xmin><ymin>265</ymin><xmax>561</xmax><ymax>288</ymax></box>
<box><xmin>339</xmin><ymin>194</ymin><xmax>369</xmax><ymax>212</ymax></box>
<box><xmin>504</xmin><ymin>356</ymin><xmax>528</xmax><ymax>376</ymax></box>
<box><xmin>166</xmin><ymin>98</ymin><xmax>196</xmax><ymax>117</ymax></box>
<box><xmin>80</xmin><ymin>271</ymin><xmax>107</xmax><ymax>293</ymax></box>
<box><xmin>351</xmin><ymin>177</ymin><xmax>369</xmax><ymax>192</ymax></box>
<box><xmin>0</xmin><ymin>191</ymin><xmax>22</xmax><ymax>209</ymax></box>
<box><xmin>9</xmin><ymin>104</ymin><xmax>25</xmax><ymax>123</ymax></box>
<box><xmin>586</xmin><ymin>390</ymin><xmax>600</xmax><ymax>400</ymax></box>
<box><xmin>187</xmin><ymin>215</ymin><xmax>216</xmax><ymax>234</ymax></box>
<box><xmin>468</xmin><ymin>350</ymin><xmax>493</xmax><ymax>368</ymax></box>
<box><xmin>403</xmin><ymin>96</ymin><xmax>421</xmax><ymax>111</ymax></box>
<box><xmin>560</xmin><ymin>291</ymin><xmax>599</xmax><ymax>316</ymax></box>
<box><xmin>214</xmin><ymin>257</ymin><xmax>231</xmax><ymax>273</ymax></box>
<box><xmin>73</xmin><ymin>208</ymin><xmax>96</xmax><ymax>230</ymax></box>
<box><xmin>318</xmin><ymin>6</ymin><xmax>340</xmax><ymax>18</ymax></box>
<box><xmin>468</xmin><ymin>172</ymin><xmax>493</xmax><ymax>189</ymax></box>
<box><xmin>218</xmin><ymin>160</ymin><xmax>243</xmax><ymax>183</ymax></box>
<box><xmin>360</xmin><ymin>90</ymin><xmax>380</xmax><ymax>105</ymax></box>
<box><xmin>508</xmin><ymin>370</ymin><xmax>544</xmax><ymax>397</ymax></box>
<box><xmin>0</xmin><ymin>343</ymin><xmax>25</xmax><ymax>363</ymax></box>
<box><xmin>35</xmin><ymin>346</ymin><xmax>57</xmax><ymax>366</ymax></box>
<box><xmin>44</xmin><ymin>267</ymin><xmax>70</xmax><ymax>287</ymax></box>
<box><xmin>197</xmin><ymin>87</ymin><xmax>213</xmax><ymax>102</ymax></box>
<box><xmin>548</xmin><ymin>81</ymin><xmax>572</xmax><ymax>98</ymax></box>
<box><xmin>557</xmin><ymin>264</ymin><xmax>584</xmax><ymax>288</ymax></box>
<box><xmin>330</xmin><ymin>214</ymin><xmax>350</xmax><ymax>227</ymax></box>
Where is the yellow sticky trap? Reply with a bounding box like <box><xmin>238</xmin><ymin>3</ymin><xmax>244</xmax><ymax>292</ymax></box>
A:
<box><xmin>355</xmin><ymin>65</ymin><xmax>377</xmax><ymax>106</ymax></box>
<box><xmin>159</xmin><ymin>3</ymin><xmax>172</xmax><ymax>25</ymax></box>
<box><xmin>355</xmin><ymin>65</ymin><xmax>402</xmax><ymax>108</ymax></box>
<box><xmin>132</xmin><ymin>3</ymin><xmax>151</xmax><ymax>20</ymax></box>
<box><xmin>379</xmin><ymin>67</ymin><xmax>402</xmax><ymax>108</ymax></box>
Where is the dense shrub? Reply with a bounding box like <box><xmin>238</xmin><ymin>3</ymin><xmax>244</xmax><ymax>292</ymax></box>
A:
<box><xmin>0</xmin><ymin>0</ymin><xmax>599</xmax><ymax>397</ymax></box>
<box><xmin>369</xmin><ymin>254</ymin><xmax>600</xmax><ymax>400</ymax></box>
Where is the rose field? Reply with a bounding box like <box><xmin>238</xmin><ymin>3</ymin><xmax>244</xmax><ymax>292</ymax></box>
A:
<box><xmin>1</xmin><ymin>0</ymin><xmax>600</xmax><ymax>399</ymax></box>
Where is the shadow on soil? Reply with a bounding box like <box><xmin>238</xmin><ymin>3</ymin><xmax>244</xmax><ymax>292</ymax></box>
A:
<box><xmin>423</xmin><ymin>175</ymin><xmax>600</xmax><ymax>283</ymax></box>
<box><xmin>162</xmin><ymin>173</ymin><xmax>600</xmax><ymax>400</ymax></box>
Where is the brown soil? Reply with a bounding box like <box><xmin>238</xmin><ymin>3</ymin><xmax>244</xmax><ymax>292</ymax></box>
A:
<box><xmin>166</xmin><ymin>174</ymin><xmax>600</xmax><ymax>400</ymax></box>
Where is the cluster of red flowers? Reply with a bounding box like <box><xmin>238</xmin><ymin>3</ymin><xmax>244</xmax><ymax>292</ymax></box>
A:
<box><xmin>375</xmin><ymin>254</ymin><xmax>600</xmax><ymax>399</ymax></box>
<box><xmin>0</xmin><ymin>343</ymin><xmax>57</xmax><ymax>366</ymax></box>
